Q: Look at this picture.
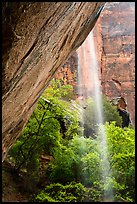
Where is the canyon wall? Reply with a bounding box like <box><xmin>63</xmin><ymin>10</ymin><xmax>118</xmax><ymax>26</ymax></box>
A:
<box><xmin>95</xmin><ymin>2</ymin><xmax>135</xmax><ymax>124</ymax></box>
<box><xmin>2</xmin><ymin>2</ymin><xmax>105</xmax><ymax>161</ymax></box>
<box><xmin>55</xmin><ymin>2</ymin><xmax>135</xmax><ymax>124</ymax></box>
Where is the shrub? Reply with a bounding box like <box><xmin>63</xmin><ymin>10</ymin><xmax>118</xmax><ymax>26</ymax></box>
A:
<box><xmin>33</xmin><ymin>182</ymin><xmax>87</xmax><ymax>202</ymax></box>
<box><xmin>46</xmin><ymin>135</ymin><xmax>104</xmax><ymax>188</ymax></box>
<box><xmin>7</xmin><ymin>79</ymin><xmax>78</xmax><ymax>180</ymax></box>
<box><xmin>104</xmin><ymin>122</ymin><xmax>135</xmax><ymax>202</ymax></box>
<box><xmin>81</xmin><ymin>96</ymin><xmax>123</xmax><ymax>138</ymax></box>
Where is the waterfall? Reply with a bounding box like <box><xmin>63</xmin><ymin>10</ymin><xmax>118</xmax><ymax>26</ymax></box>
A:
<box><xmin>77</xmin><ymin>30</ymin><xmax>114</xmax><ymax>201</ymax></box>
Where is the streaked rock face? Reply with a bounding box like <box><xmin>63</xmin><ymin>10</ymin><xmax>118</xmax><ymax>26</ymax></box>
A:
<box><xmin>2</xmin><ymin>2</ymin><xmax>105</xmax><ymax>161</ymax></box>
<box><xmin>55</xmin><ymin>2</ymin><xmax>135</xmax><ymax>125</ymax></box>
<box><xmin>97</xmin><ymin>2</ymin><xmax>135</xmax><ymax>124</ymax></box>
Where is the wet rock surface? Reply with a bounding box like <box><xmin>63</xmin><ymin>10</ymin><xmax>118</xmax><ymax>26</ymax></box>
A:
<box><xmin>98</xmin><ymin>2</ymin><xmax>135</xmax><ymax>124</ymax></box>
<box><xmin>2</xmin><ymin>2</ymin><xmax>105</xmax><ymax>161</ymax></box>
<box><xmin>56</xmin><ymin>2</ymin><xmax>135</xmax><ymax>125</ymax></box>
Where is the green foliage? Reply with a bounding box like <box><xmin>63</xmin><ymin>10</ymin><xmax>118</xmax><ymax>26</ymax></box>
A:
<box><xmin>81</xmin><ymin>151</ymin><xmax>101</xmax><ymax>186</ymax></box>
<box><xmin>104</xmin><ymin>122</ymin><xmax>135</xmax><ymax>201</ymax></box>
<box><xmin>33</xmin><ymin>182</ymin><xmax>88</xmax><ymax>202</ymax></box>
<box><xmin>42</xmin><ymin>78</ymin><xmax>75</xmax><ymax>101</ymax></box>
<box><xmin>8</xmin><ymin>79</ymin><xmax>78</xmax><ymax>179</ymax></box>
<box><xmin>33</xmin><ymin>181</ymin><xmax>104</xmax><ymax>202</ymax></box>
<box><xmin>47</xmin><ymin>122</ymin><xmax>135</xmax><ymax>201</ymax></box>
<box><xmin>47</xmin><ymin>136</ymin><xmax>101</xmax><ymax>186</ymax></box>
<box><xmin>102</xmin><ymin>96</ymin><xmax>122</xmax><ymax>126</ymax></box>
<box><xmin>69</xmin><ymin>136</ymin><xmax>101</xmax><ymax>186</ymax></box>
<box><xmin>47</xmin><ymin>145</ymin><xmax>77</xmax><ymax>184</ymax></box>
<box><xmin>82</xmin><ymin>97</ymin><xmax>97</xmax><ymax>137</ymax></box>
<box><xmin>81</xmin><ymin>96</ymin><xmax>122</xmax><ymax>138</ymax></box>
<box><xmin>7</xmin><ymin>78</ymin><xmax>134</xmax><ymax>202</ymax></box>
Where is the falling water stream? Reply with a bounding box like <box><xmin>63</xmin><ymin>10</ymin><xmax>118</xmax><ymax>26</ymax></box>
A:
<box><xmin>77</xmin><ymin>31</ymin><xmax>114</xmax><ymax>201</ymax></box>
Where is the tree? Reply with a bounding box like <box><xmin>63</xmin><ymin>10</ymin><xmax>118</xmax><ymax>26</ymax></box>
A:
<box><xmin>105</xmin><ymin>122</ymin><xmax>135</xmax><ymax>202</ymax></box>
<box><xmin>7</xmin><ymin>79</ymin><xmax>79</xmax><ymax>179</ymax></box>
<box><xmin>81</xmin><ymin>96</ymin><xmax>122</xmax><ymax>138</ymax></box>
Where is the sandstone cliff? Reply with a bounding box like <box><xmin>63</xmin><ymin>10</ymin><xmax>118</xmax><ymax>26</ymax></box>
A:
<box><xmin>2</xmin><ymin>2</ymin><xmax>105</xmax><ymax>161</ymax></box>
<box><xmin>55</xmin><ymin>2</ymin><xmax>135</xmax><ymax>125</ymax></box>
<box><xmin>96</xmin><ymin>2</ymin><xmax>135</xmax><ymax>124</ymax></box>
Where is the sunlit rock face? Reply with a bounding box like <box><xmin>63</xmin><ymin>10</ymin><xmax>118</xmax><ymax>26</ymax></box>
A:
<box><xmin>2</xmin><ymin>2</ymin><xmax>105</xmax><ymax>161</ymax></box>
<box><xmin>56</xmin><ymin>2</ymin><xmax>135</xmax><ymax>125</ymax></box>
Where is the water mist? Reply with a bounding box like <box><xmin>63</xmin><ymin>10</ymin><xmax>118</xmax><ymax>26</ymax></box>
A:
<box><xmin>77</xmin><ymin>31</ymin><xmax>114</xmax><ymax>201</ymax></box>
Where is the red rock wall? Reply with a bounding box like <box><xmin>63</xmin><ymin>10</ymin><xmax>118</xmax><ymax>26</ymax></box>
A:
<box><xmin>54</xmin><ymin>52</ymin><xmax>78</xmax><ymax>91</ymax></box>
<box><xmin>55</xmin><ymin>2</ymin><xmax>135</xmax><ymax>124</ymax></box>
<box><xmin>97</xmin><ymin>2</ymin><xmax>135</xmax><ymax>124</ymax></box>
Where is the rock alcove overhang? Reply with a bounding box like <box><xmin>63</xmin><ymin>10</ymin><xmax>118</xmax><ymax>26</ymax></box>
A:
<box><xmin>2</xmin><ymin>2</ymin><xmax>106</xmax><ymax>161</ymax></box>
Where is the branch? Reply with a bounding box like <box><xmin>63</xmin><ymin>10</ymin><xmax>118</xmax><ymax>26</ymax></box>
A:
<box><xmin>33</xmin><ymin>111</ymin><xmax>40</xmax><ymax>125</ymax></box>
